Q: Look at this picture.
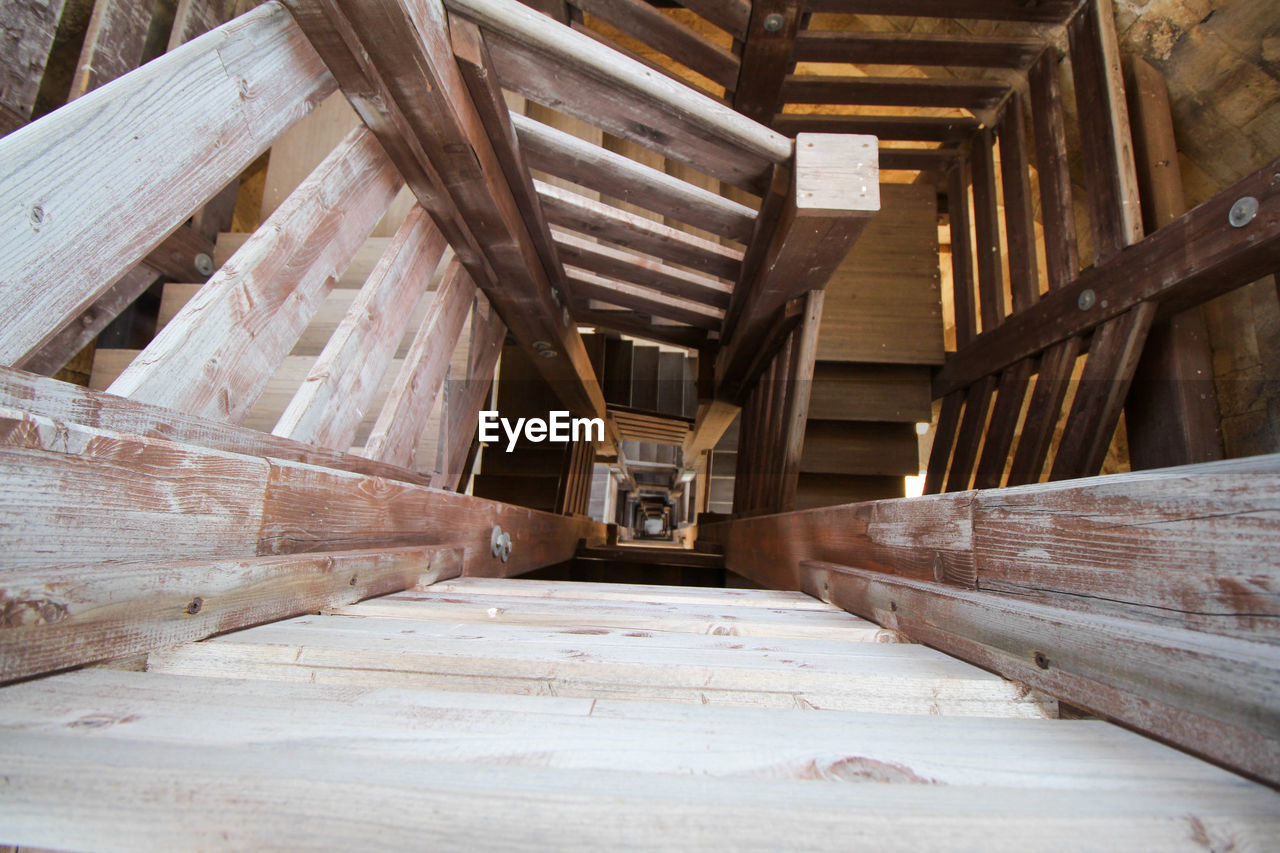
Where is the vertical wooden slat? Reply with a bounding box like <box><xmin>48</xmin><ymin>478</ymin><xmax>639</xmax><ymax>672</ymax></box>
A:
<box><xmin>1028</xmin><ymin>49</ymin><xmax>1079</xmax><ymax>291</ymax></box>
<box><xmin>923</xmin><ymin>390</ymin><xmax>964</xmax><ymax>495</ymax></box>
<box><xmin>434</xmin><ymin>298</ymin><xmax>507</xmax><ymax>490</ymax></box>
<box><xmin>0</xmin><ymin>0</ymin><xmax>69</xmax><ymax>133</ymax></box>
<box><xmin>946</xmin><ymin>158</ymin><xmax>978</xmax><ymax>349</ymax></box>
<box><xmin>1050</xmin><ymin>302</ymin><xmax>1157</xmax><ymax>480</ymax></box>
<box><xmin>71</xmin><ymin>0</ymin><xmax>153</xmax><ymax>98</ymax></box>
<box><xmin>1005</xmin><ymin>336</ymin><xmax>1081</xmax><ymax>486</ymax></box>
<box><xmin>944</xmin><ymin>375</ymin><xmax>998</xmax><ymax>493</ymax></box>
<box><xmin>970</xmin><ymin>129</ymin><xmax>1005</xmax><ymax>332</ymax></box>
<box><xmin>777</xmin><ymin>290</ymin><xmax>823</xmax><ymax>511</ymax></box>
<box><xmin>274</xmin><ymin>207</ymin><xmax>448</xmax><ymax>450</ymax></box>
<box><xmin>732</xmin><ymin>0</ymin><xmax>802</xmax><ymax>123</ymax></box>
<box><xmin>108</xmin><ymin>127</ymin><xmax>404</xmax><ymax>422</ymax></box>
<box><xmin>972</xmin><ymin>359</ymin><xmax>1034</xmax><ymax>489</ymax></box>
<box><xmin>368</xmin><ymin>256</ymin><xmax>481</xmax><ymax>468</ymax></box>
<box><xmin>997</xmin><ymin>94</ymin><xmax>1039</xmax><ymax>313</ymax></box>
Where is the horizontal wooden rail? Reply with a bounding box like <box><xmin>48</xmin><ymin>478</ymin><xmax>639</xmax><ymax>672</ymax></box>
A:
<box><xmin>793</xmin><ymin>31</ymin><xmax>1044</xmax><ymax>69</ymax></box>
<box><xmin>446</xmin><ymin>0</ymin><xmax>792</xmax><ymax>192</ymax></box>
<box><xmin>0</xmin><ymin>2</ymin><xmax>335</xmax><ymax>365</ymax></box>
<box><xmin>933</xmin><ymin>156</ymin><xmax>1280</xmax><ymax>397</ymax></box>
<box><xmin>803</xmin><ymin>0</ymin><xmax>1084</xmax><ymax>22</ymax></box>
<box><xmin>772</xmin><ymin>113</ymin><xmax>980</xmax><ymax>142</ymax></box>
<box><xmin>565</xmin><ymin>267</ymin><xmax>724</xmax><ymax>329</ymax></box>
<box><xmin>781</xmin><ymin>76</ymin><xmax>1008</xmax><ymax>110</ymax></box>
<box><xmin>799</xmin><ymin>561</ymin><xmax>1280</xmax><ymax>788</ymax></box>
<box><xmin>551</xmin><ymin>229</ymin><xmax>732</xmax><ymax>309</ymax></box>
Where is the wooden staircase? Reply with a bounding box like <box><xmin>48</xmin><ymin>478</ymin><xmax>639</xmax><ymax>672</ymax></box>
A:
<box><xmin>4</xmin><ymin>576</ymin><xmax>1277</xmax><ymax>848</ymax></box>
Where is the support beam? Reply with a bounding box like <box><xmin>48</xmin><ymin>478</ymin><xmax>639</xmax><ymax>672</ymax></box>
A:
<box><xmin>434</xmin><ymin>299</ymin><xmax>508</xmax><ymax>490</ymax></box>
<box><xmin>932</xmin><ymin>157</ymin><xmax>1280</xmax><ymax>398</ymax></box>
<box><xmin>733</xmin><ymin>0</ymin><xmax>803</xmax><ymax>124</ymax></box>
<box><xmin>772</xmin><ymin>113</ymin><xmax>980</xmax><ymax>143</ymax></box>
<box><xmin>803</xmin><ymin>0</ymin><xmax>1084</xmax><ymax>22</ymax></box>
<box><xmin>800</xmin><ymin>561</ymin><xmax>1280</xmax><ymax>788</ymax></box>
<box><xmin>776</xmin><ymin>291</ymin><xmax>823</xmax><ymax>511</ymax></box>
<box><xmin>564</xmin><ymin>266</ymin><xmax>724</xmax><ymax>330</ymax></box>
<box><xmin>0</xmin><ymin>3</ymin><xmax>336</xmax><ymax>364</ymax></box>
<box><xmin>781</xmin><ymin>76</ymin><xmax>1008</xmax><ymax>111</ymax></box>
<box><xmin>551</xmin><ymin>229</ymin><xmax>732</xmax><ymax>309</ymax></box>
<box><xmin>793</xmin><ymin>31</ymin><xmax>1044</xmax><ymax>69</ymax></box>
<box><xmin>717</xmin><ymin>134</ymin><xmax>879</xmax><ymax>397</ymax></box>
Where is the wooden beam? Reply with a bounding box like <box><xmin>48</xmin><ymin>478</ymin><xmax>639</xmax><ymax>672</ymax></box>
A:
<box><xmin>947</xmin><ymin>158</ymin><xmax>978</xmax><ymax>349</ymax></box>
<box><xmin>780</xmin><ymin>76</ymin><xmax>1008</xmax><ymax>111</ymax></box>
<box><xmin>534</xmin><ymin>179</ymin><xmax>744</xmax><ymax>279</ymax></box>
<box><xmin>944</xmin><ymin>375</ymin><xmax>997</xmax><ymax>492</ymax></box>
<box><xmin>447</xmin><ymin>0</ymin><xmax>792</xmax><ymax>192</ymax></box>
<box><xmin>274</xmin><ymin>207</ymin><xmax>447</xmax><ymax>449</ymax></box>
<box><xmin>800</xmin><ymin>561</ymin><xmax>1280</xmax><ymax>788</ymax></box>
<box><xmin>1005</xmin><ymin>337</ymin><xmax>1081</xmax><ymax>486</ymax></box>
<box><xmin>1</xmin><ymin>546</ymin><xmax>461</xmax><ymax>684</ymax></box>
<box><xmin>972</xmin><ymin>359</ymin><xmax>1033</xmax><ymax>489</ymax></box>
<box><xmin>794</xmin><ymin>30</ymin><xmax>1044</xmax><ymax>69</ymax></box>
<box><xmin>773</xmin><ymin>113</ymin><xmax>980</xmax><ymax>143</ymax></box>
<box><xmin>684</xmin><ymin>399</ymin><xmax>740</xmax><ymax>460</ymax></box>
<box><xmin>675</xmin><ymin>0</ymin><xmax>750</xmax><ymax>40</ymax></box>
<box><xmin>434</xmin><ymin>299</ymin><xmax>508</xmax><ymax>490</ymax></box>
<box><xmin>571</xmin><ymin>0</ymin><xmax>740</xmax><ymax>90</ymax></box>
<box><xmin>512</xmin><ymin>111</ymin><xmax>756</xmax><ymax>242</ymax></box>
<box><xmin>71</xmin><ymin>0</ymin><xmax>152</xmax><ymax>98</ymax></box>
<box><xmin>564</xmin><ymin>267</ymin><xmax>724</xmax><ymax>330</ymax></box>
<box><xmin>717</xmin><ymin>134</ymin><xmax>878</xmax><ymax>396</ymax></box>
<box><xmin>365</xmin><ymin>256</ymin><xmax>476</xmax><ymax>469</ymax></box>
<box><xmin>732</xmin><ymin>0</ymin><xmax>803</xmax><ymax>124</ymax></box>
<box><xmin>932</xmin><ymin>157</ymin><xmax>1280</xmax><ymax>398</ymax></box>
<box><xmin>0</xmin><ymin>0</ymin><xmax>67</xmax><ymax>130</ymax></box>
<box><xmin>776</xmin><ymin>291</ymin><xmax>823</xmax><ymax>511</ymax></box>
<box><xmin>805</xmin><ymin>0</ymin><xmax>1083</xmax><ymax>20</ymax></box>
<box><xmin>1027</xmin><ymin>48</ymin><xmax>1079</xmax><ymax>291</ymax></box>
<box><xmin>879</xmin><ymin>147</ymin><xmax>958</xmax><ymax>173</ymax></box>
<box><xmin>923</xmin><ymin>390</ymin><xmax>963</xmax><ymax>495</ymax></box>
<box><xmin>577</xmin><ymin>309</ymin><xmax>709</xmax><ymax>350</ymax></box>
<box><xmin>0</xmin><ymin>4</ymin><xmax>336</xmax><ymax>365</ymax></box>
<box><xmin>551</xmin><ymin>229</ymin><xmax>732</xmax><ymax>309</ymax></box>
<box><xmin>970</xmin><ymin>128</ymin><xmax>1005</xmax><ymax>332</ymax></box>
<box><xmin>107</xmin><ymin>127</ymin><xmax>404</xmax><ymax>422</ymax></box>
<box><xmin>997</xmin><ymin>94</ymin><xmax>1039</xmax><ymax>314</ymax></box>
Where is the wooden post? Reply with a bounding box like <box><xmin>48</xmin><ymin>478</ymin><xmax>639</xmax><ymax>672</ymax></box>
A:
<box><xmin>732</xmin><ymin>0</ymin><xmax>802</xmax><ymax>124</ymax></box>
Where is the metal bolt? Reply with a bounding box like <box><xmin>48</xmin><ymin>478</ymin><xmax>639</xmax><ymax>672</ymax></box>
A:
<box><xmin>1034</xmin><ymin>651</ymin><xmax>1050</xmax><ymax>670</ymax></box>
<box><xmin>500</xmin><ymin>532</ymin><xmax>512</xmax><ymax>563</ymax></box>
<box><xmin>1077</xmin><ymin>288</ymin><xmax>1096</xmax><ymax>311</ymax></box>
<box><xmin>563</xmin><ymin>306</ymin><xmax>571</xmax><ymax>327</ymax></box>
<box><xmin>538</xmin><ymin>348</ymin><xmax>559</xmax><ymax>359</ymax></box>
<box><xmin>186</xmin><ymin>597</ymin><xmax>203</xmax><ymax>615</ymax></box>
<box><xmin>1228</xmin><ymin>196</ymin><xmax>1259</xmax><ymax>228</ymax></box>
<box><xmin>194</xmin><ymin>253</ymin><xmax>215</xmax><ymax>277</ymax></box>
<box><xmin>762</xmin><ymin>12</ymin><xmax>785</xmax><ymax>32</ymax></box>
<box><xmin>491</xmin><ymin>525</ymin><xmax>509</xmax><ymax>559</ymax></box>
<box><xmin>532</xmin><ymin>340</ymin><xmax>551</xmax><ymax>350</ymax></box>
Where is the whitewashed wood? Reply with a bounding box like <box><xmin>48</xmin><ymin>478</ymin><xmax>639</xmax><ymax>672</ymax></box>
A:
<box><xmin>364</xmin><ymin>254</ymin><xmax>475</xmax><ymax>468</ymax></box>
<box><xmin>0</xmin><ymin>3</ymin><xmax>336</xmax><ymax>364</ymax></box>
<box><xmin>0</xmin><ymin>669</ymin><xmax>1255</xmax><ymax>791</ymax></box>
<box><xmin>148</xmin><ymin>613</ymin><xmax>1056</xmax><ymax>716</ymax></box>
<box><xmin>551</xmin><ymin>227</ymin><xmax>732</xmax><ymax>306</ymax></box>
<box><xmin>273</xmin><ymin>207</ymin><xmax>447</xmax><ymax>449</ymax></box>
<box><xmin>213</xmin><ymin>233</ymin><xmax>393</xmax><ymax>288</ymax></box>
<box><xmin>108</xmin><ymin>127</ymin><xmax>404</xmax><ymax>422</ymax></box>
<box><xmin>510</xmin><ymin>111</ymin><xmax>756</xmax><ymax>242</ymax></box>
<box><xmin>564</xmin><ymin>265</ymin><xmax>723</xmax><ymax>330</ymax></box>
<box><xmin>793</xmin><ymin>133</ymin><xmax>881</xmax><ymax>215</ymax></box>
<box><xmin>426</xmin><ymin>576</ymin><xmax>836</xmax><ymax>610</ymax></box>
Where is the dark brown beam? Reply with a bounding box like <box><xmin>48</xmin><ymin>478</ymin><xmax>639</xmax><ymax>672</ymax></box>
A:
<box><xmin>1005</xmin><ymin>337</ymin><xmax>1080</xmax><ymax>486</ymax></box>
<box><xmin>803</xmin><ymin>0</ymin><xmax>1084</xmax><ymax>23</ymax></box>
<box><xmin>923</xmin><ymin>390</ymin><xmax>963</xmax><ymax>495</ymax></box>
<box><xmin>794</xmin><ymin>30</ymin><xmax>1044</xmax><ymax>69</ymax></box>
<box><xmin>946</xmin><ymin>157</ymin><xmax>977</xmax><ymax>349</ymax></box>
<box><xmin>776</xmin><ymin>291</ymin><xmax>823</xmax><ymax>511</ymax></box>
<box><xmin>933</xmin><ymin>157</ymin><xmax>1280</xmax><ymax>398</ymax></box>
<box><xmin>781</xmin><ymin>75</ymin><xmax>1008</xmax><ymax>110</ymax></box>
<box><xmin>575</xmin><ymin>307</ymin><xmax>710</xmax><ymax>350</ymax></box>
<box><xmin>944</xmin><ymin>374</ymin><xmax>997</xmax><ymax>492</ymax></box>
<box><xmin>551</xmin><ymin>228</ymin><xmax>732</xmax><ymax>309</ymax></box>
<box><xmin>1027</xmin><ymin>49</ymin><xmax>1079</xmax><ymax>291</ymax></box>
<box><xmin>732</xmin><ymin>0</ymin><xmax>803</xmax><ymax>123</ymax></box>
<box><xmin>676</xmin><ymin>0</ymin><xmax>750</xmax><ymax>39</ymax></box>
<box><xmin>773</xmin><ymin>113</ymin><xmax>980</xmax><ymax>143</ymax></box>
<box><xmin>972</xmin><ymin>359</ymin><xmax>1033</xmax><ymax>489</ymax></box>
<box><xmin>879</xmin><ymin>147</ymin><xmax>959</xmax><ymax>172</ymax></box>
<box><xmin>970</xmin><ymin>129</ymin><xmax>1005</xmax><ymax>331</ymax></box>
<box><xmin>565</xmin><ymin>266</ymin><xmax>724</xmax><ymax>330</ymax></box>
<box><xmin>997</xmin><ymin>94</ymin><xmax>1039</xmax><ymax>314</ymax></box>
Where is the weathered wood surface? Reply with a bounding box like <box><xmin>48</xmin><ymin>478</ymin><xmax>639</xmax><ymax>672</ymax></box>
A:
<box><xmin>997</xmin><ymin>94</ymin><xmax>1039</xmax><ymax>314</ymax></box>
<box><xmin>1027</xmin><ymin>49</ymin><xmax>1079</xmax><ymax>292</ymax></box>
<box><xmin>947</xmin><ymin>158</ymin><xmax>977</xmax><ymax>349</ymax></box>
<box><xmin>364</xmin><ymin>255</ymin><xmax>474</xmax><ymax>469</ymax></box>
<box><xmin>970</xmin><ymin>129</ymin><xmax>1005</xmax><ymax>331</ymax></box>
<box><xmin>567</xmin><ymin>266</ymin><xmax>723</xmax><ymax>329</ymax></box>
<box><xmin>447</xmin><ymin>0</ymin><xmax>792</xmax><ymax>192</ymax></box>
<box><xmin>551</xmin><ymin>228</ymin><xmax>731</xmax><ymax>308</ymax></box>
<box><xmin>0</xmin><ymin>3</ymin><xmax>336</xmax><ymax>364</ymax></box>
<box><xmin>794</xmin><ymin>30</ymin><xmax>1043</xmax><ymax>69</ymax></box>
<box><xmin>0</xmin><ymin>546</ymin><xmax>459</xmax><ymax>684</ymax></box>
<box><xmin>773</xmin><ymin>113</ymin><xmax>979</xmax><ymax>142</ymax></box>
<box><xmin>0</xmin><ymin>367</ymin><xmax>434</xmax><ymax>485</ymax></box>
<box><xmin>274</xmin><ymin>207</ymin><xmax>446</xmax><ymax>449</ymax></box>
<box><xmin>433</xmin><ymin>298</ymin><xmax>507</xmax><ymax>490</ymax></box>
<box><xmin>705</xmin><ymin>455</ymin><xmax>1280</xmax><ymax>642</ymax></box>
<box><xmin>781</xmin><ymin>76</ymin><xmax>1008</xmax><ymax>111</ymax></box>
<box><xmin>803</xmin><ymin>0</ymin><xmax>1084</xmax><ymax>21</ymax></box>
<box><xmin>71</xmin><ymin>0</ymin><xmax>152</xmax><ymax>97</ymax></box>
<box><xmin>801</xmin><ymin>560</ymin><xmax>1280</xmax><ymax>787</ymax></box>
<box><xmin>733</xmin><ymin>0</ymin><xmax>802</xmax><ymax>124</ymax></box>
<box><xmin>0</xmin><ymin>0</ymin><xmax>67</xmax><ymax>131</ymax></box>
<box><xmin>933</xmin><ymin>157</ymin><xmax>1280</xmax><ymax>397</ymax></box>
<box><xmin>1005</xmin><ymin>338</ymin><xmax>1081</xmax><ymax>486</ymax></box>
<box><xmin>512</xmin><ymin>111</ymin><xmax>756</xmax><ymax>242</ymax></box>
<box><xmin>109</xmin><ymin>127</ymin><xmax>404</xmax><ymax>422</ymax></box>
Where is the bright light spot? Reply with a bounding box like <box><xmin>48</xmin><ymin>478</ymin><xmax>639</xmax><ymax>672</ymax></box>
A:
<box><xmin>904</xmin><ymin>473</ymin><xmax>926</xmax><ymax>497</ymax></box>
<box><xmin>915</xmin><ymin>422</ymin><xmax>930</xmax><ymax>435</ymax></box>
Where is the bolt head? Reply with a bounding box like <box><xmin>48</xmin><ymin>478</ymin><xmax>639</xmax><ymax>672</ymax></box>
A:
<box><xmin>762</xmin><ymin>12</ymin><xmax>785</xmax><ymax>31</ymax></box>
<box><xmin>538</xmin><ymin>349</ymin><xmax>559</xmax><ymax>359</ymax></box>
<box><xmin>532</xmin><ymin>340</ymin><xmax>551</xmax><ymax>350</ymax></box>
<box><xmin>194</xmin><ymin>253</ymin><xmax>215</xmax><ymax>277</ymax></box>
<box><xmin>1229</xmin><ymin>196</ymin><xmax>1259</xmax><ymax>228</ymax></box>
<box><xmin>1077</xmin><ymin>289</ymin><xmax>1096</xmax><ymax>311</ymax></box>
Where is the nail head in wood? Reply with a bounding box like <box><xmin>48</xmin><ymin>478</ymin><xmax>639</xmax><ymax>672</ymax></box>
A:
<box><xmin>1228</xmin><ymin>196</ymin><xmax>1258</xmax><ymax>228</ymax></box>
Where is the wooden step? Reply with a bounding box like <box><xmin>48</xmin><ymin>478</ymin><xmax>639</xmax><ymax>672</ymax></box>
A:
<box><xmin>795</xmin><ymin>473</ymin><xmax>906</xmax><ymax>509</ymax></box>
<box><xmin>424</xmin><ymin>577</ymin><xmax>836</xmax><ymax>611</ymax></box>
<box><xmin>808</xmin><ymin>362</ymin><xmax>933</xmax><ymax>422</ymax></box>
<box><xmin>799</xmin><ymin>420</ymin><xmax>920</xmax><ymax>477</ymax></box>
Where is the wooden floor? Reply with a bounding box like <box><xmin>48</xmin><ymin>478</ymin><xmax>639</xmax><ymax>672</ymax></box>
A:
<box><xmin>2</xmin><ymin>577</ymin><xmax>1277</xmax><ymax>850</ymax></box>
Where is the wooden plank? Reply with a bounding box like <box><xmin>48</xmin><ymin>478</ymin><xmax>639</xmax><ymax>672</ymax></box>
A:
<box><xmin>150</xmin><ymin>612</ymin><xmax>1054</xmax><ymax>716</ymax></box>
<box><xmin>804</xmin><ymin>0</ymin><xmax>1083</xmax><ymax>21</ymax></box>
<box><xmin>1049</xmin><ymin>302</ymin><xmax>1157</xmax><ymax>480</ymax></box>
<box><xmin>1005</xmin><ymin>337</ymin><xmax>1081</xmax><ymax>486</ymax></box>
<box><xmin>107</xmin><ymin>127</ymin><xmax>403</xmax><ymax>422</ymax></box>
<box><xmin>575</xmin><ymin>308</ymin><xmax>708</xmax><ymax>351</ymax></box>
<box><xmin>970</xmin><ymin>129</ymin><xmax>1005</xmax><ymax>332</ymax></box>
<box><xmin>732</xmin><ymin>0</ymin><xmax>802</xmax><ymax>124</ymax></box>
<box><xmin>657</xmin><ymin>351</ymin><xmax>687</xmax><ymax>416</ymax></box>
<box><xmin>972</xmin><ymin>359</ymin><xmax>1033</xmax><ymax>489</ymax></box>
<box><xmin>448</xmin><ymin>0</ymin><xmax>792</xmax><ymax>192</ymax></box>
<box><xmin>1068</xmin><ymin>0</ymin><xmax>1143</xmax><ymax>264</ymax></box>
<box><xmin>944</xmin><ymin>375</ymin><xmax>997</xmax><ymax>493</ymax></box>
<box><xmin>923</xmin><ymin>390</ymin><xmax>964</xmax><ymax>495</ymax></box>
<box><xmin>800</xmin><ymin>420</ymin><xmax>920</xmax><ymax>478</ymax></box>
<box><xmin>364</xmin><ymin>256</ymin><xmax>475</xmax><ymax>468</ymax></box>
<box><xmin>429</xmin><ymin>576</ymin><xmax>834</xmax><ymax>609</ymax></box>
<box><xmin>167</xmin><ymin>0</ymin><xmax>230</xmax><ymax>49</ymax></box>
<box><xmin>0</xmin><ymin>546</ymin><xmax>459</xmax><ymax>684</ymax></box>
<box><xmin>552</xmin><ymin>228</ymin><xmax>731</xmax><ymax>308</ymax></box>
<box><xmin>631</xmin><ymin>346</ymin><xmax>660</xmax><ymax>411</ymax></box>
<box><xmin>718</xmin><ymin>134</ymin><xmax>878</xmax><ymax>395</ymax></box>
<box><xmin>1027</xmin><ymin>48</ymin><xmax>1079</xmax><ymax>291</ymax></box>
<box><xmin>777</xmin><ymin>291</ymin><xmax>822</xmax><ymax>511</ymax></box>
<box><xmin>800</xmin><ymin>560</ymin><xmax>1280</xmax><ymax>787</ymax></box>
<box><xmin>70</xmin><ymin>0</ymin><xmax>152</xmax><ymax>97</ymax></box>
<box><xmin>565</xmin><ymin>266</ymin><xmax>724</xmax><ymax>329</ymax></box>
<box><xmin>0</xmin><ymin>0</ymin><xmax>67</xmax><ymax>129</ymax></box>
<box><xmin>947</xmin><ymin>158</ymin><xmax>977</xmax><ymax>349</ymax></box>
<box><xmin>997</xmin><ymin>94</ymin><xmax>1039</xmax><ymax>314</ymax></box>
<box><xmin>879</xmin><ymin>147</ymin><xmax>958</xmax><ymax>173</ymax></box>
<box><xmin>571</xmin><ymin>0</ymin><xmax>740</xmax><ymax>90</ymax></box>
<box><xmin>675</xmin><ymin>0</ymin><xmax>750</xmax><ymax>40</ymax></box>
<box><xmin>932</xmin><ymin>157</ymin><xmax>1280</xmax><ymax>398</ymax></box>
<box><xmin>780</xmin><ymin>76</ymin><xmax>1008</xmax><ymax>110</ymax></box>
<box><xmin>773</xmin><ymin>113</ymin><xmax>980</xmax><ymax>142</ymax></box>
<box><xmin>793</xmin><ymin>30</ymin><xmax>1043</xmax><ymax>69</ymax></box>
<box><xmin>512</xmin><ymin>111</ymin><xmax>756</xmax><ymax>242</ymax></box>
<box><xmin>287</xmin><ymin>0</ymin><xmax>608</xmax><ymax>428</ymax></box>
<box><xmin>0</xmin><ymin>3</ymin><xmax>336</xmax><ymax>364</ymax></box>
<box><xmin>274</xmin><ymin>207</ymin><xmax>447</xmax><ymax>449</ymax></box>
<box><xmin>534</xmin><ymin>180</ymin><xmax>744</xmax><ymax>279</ymax></box>
<box><xmin>0</xmin><ymin>366</ymin><xmax>435</xmax><ymax>486</ymax></box>
<box><xmin>433</xmin><ymin>298</ymin><xmax>507</xmax><ymax>490</ymax></box>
